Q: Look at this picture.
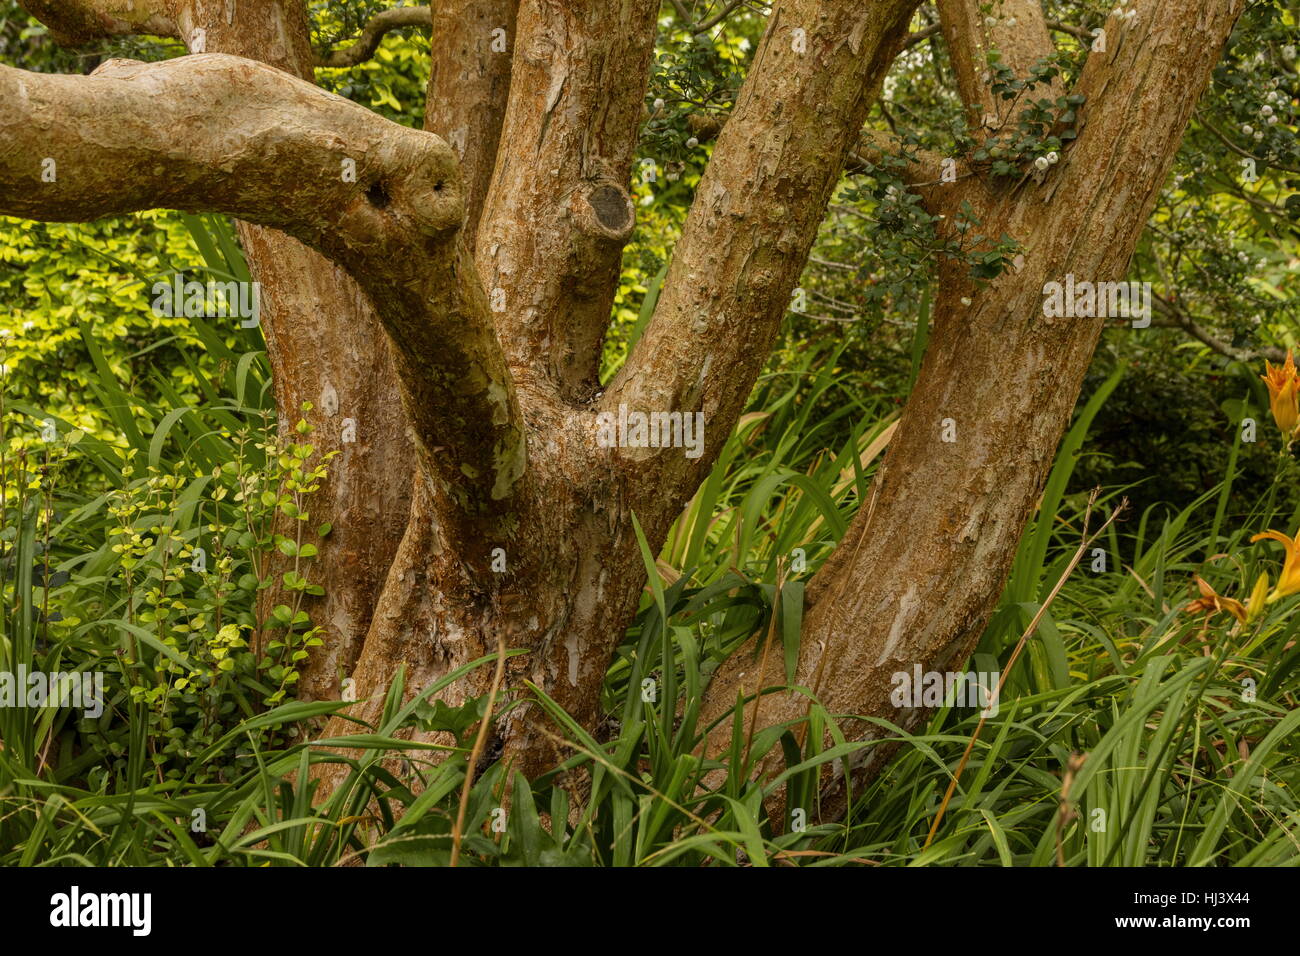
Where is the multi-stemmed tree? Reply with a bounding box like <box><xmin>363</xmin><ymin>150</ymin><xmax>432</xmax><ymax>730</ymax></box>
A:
<box><xmin>0</xmin><ymin>0</ymin><xmax>1246</xmax><ymax>804</ymax></box>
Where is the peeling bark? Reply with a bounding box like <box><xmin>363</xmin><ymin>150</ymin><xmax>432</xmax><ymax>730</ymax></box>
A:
<box><xmin>317</xmin><ymin>0</ymin><xmax>923</xmax><ymax>787</ymax></box>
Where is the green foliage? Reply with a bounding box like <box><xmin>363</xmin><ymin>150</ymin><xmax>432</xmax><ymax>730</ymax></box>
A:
<box><xmin>1071</xmin><ymin>350</ymin><xmax>1300</xmax><ymax>523</ymax></box>
<box><xmin>0</xmin><ymin>338</ymin><xmax>339</xmax><ymax>795</ymax></box>
<box><xmin>3</xmin><ymin>329</ymin><xmax>1295</xmax><ymax>866</ymax></box>
<box><xmin>310</xmin><ymin>1</ymin><xmax>432</xmax><ymax>126</ymax></box>
<box><xmin>0</xmin><ymin>213</ymin><xmax>234</xmax><ymax>461</ymax></box>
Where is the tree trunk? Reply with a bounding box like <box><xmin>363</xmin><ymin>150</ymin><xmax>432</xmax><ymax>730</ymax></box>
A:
<box><xmin>698</xmin><ymin>0</ymin><xmax>1246</xmax><ymax>815</ymax></box>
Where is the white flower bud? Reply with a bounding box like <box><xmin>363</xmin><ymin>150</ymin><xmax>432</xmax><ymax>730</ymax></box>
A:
<box><xmin>1034</xmin><ymin>156</ymin><xmax>1050</xmax><ymax>170</ymax></box>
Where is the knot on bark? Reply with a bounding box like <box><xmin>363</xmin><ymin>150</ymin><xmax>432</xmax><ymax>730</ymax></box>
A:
<box><xmin>365</xmin><ymin>129</ymin><xmax>466</xmax><ymax>239</ymax></box>
<box><xmin>573</xmin><ymin>181</ymin><xmax>634</xmax><ymax>242</ymax></box>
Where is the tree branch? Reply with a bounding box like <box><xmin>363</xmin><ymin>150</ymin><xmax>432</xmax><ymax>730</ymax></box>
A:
<box><xmin>22</xmin><ymin>0</ymin><xmax>315</xmax><ymax>77</ymax></box>
<box><xmin>684</xmin><ymin>115</ymin><xmax>971</xmax><ymax>213</ymax></box>
<box><xmin>688</xmin><ymin>115</ymin><xmax>956</xmax><ymax>187</ymax></box>
<box><xmin>0</xmin><ymin>55</ymin><xmax>526</xmax><ymax>539</ymax></box>
<box><xmin>936</xmin><ymin>0</ymin><xmax>1061</xmax><ymax>132</ymax></box>
<box><xmin>315</xmin><ymin>6</ymin><xmax>433</xmax><ymax>69</ymax></box>
<box><xmin>901</xmin><ymin>18</ymin><xmax>1089</xmax><ymax>50</ymax></box>
<box><xmin>18</xmin><ymin>0</ymin><xmax>177</xmax><ymax>44</ymax></box>
<box><xmin>475</xmin><ymin>0</ymin><xmax>660</xmax><ymax>403</ymax></box>
<box><xmin>1194</xmin><ymin>108</ymin><xmax>1300</xmax><ymax>176</ymax></box>
<box><xmin>1044</xmin><ymin>19</ymin><xmax>1092</xmax><ymax>45</ymax></box>
<box><xmin>425</xmin><ymin>0</ymin><xmax>517</xmax><ymax>253</ymax></box>
<box><xmin>1150</xmin><ymin>292</ymin><xmax>1285</xmax><ymax>364</ymax></box>
<box><xmin>851</xmin><ymin>131</ymin><xmax>939</xmax><ymax>180</ymax></box>
<box><xmin>603</xmin><ymin>0</ymin><xmax>922</xmax><ymax>497</ymax></box>
<box><xmin>694</xmin><ymin>0</ymin><xmax>756</xmax><ymax>34</ymax></box>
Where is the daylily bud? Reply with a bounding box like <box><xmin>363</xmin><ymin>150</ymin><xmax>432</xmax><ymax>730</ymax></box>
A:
<box><xmin>1246</xmin><ymin>572</ymin><xmax>1269</xmax><ymax>623</ymax></box>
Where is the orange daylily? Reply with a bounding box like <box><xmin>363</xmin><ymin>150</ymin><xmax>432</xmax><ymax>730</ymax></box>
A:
<box><xmin>1261</xmin><ymin>350</ymin><xmax>1300</xmax><ymax>440</ymax></box>
<box><xmin>1250</xmin><ymin>528</ymin><xmax>1300</xmax><ymax>603</ymax></box>
<box><xmin>1186</xmin><ymin>575</ymin><xmax>1247</xmax><ymax>623</ymax></box>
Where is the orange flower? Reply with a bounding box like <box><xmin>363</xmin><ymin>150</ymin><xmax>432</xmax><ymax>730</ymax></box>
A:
<box><xmin>1185</xmin><ymin>575</ymin><xmax>1247</xmax><ymax>623</ymax></box>
<box><xmin>1250</xmin><ymin>528</ymin><xmax>1300</xmax><ymax>603</ymax></box>
<box><xmin>1261</xmin><ymin>350</ymin><xmax>1300</xmax><ymax>439</ymax></box>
